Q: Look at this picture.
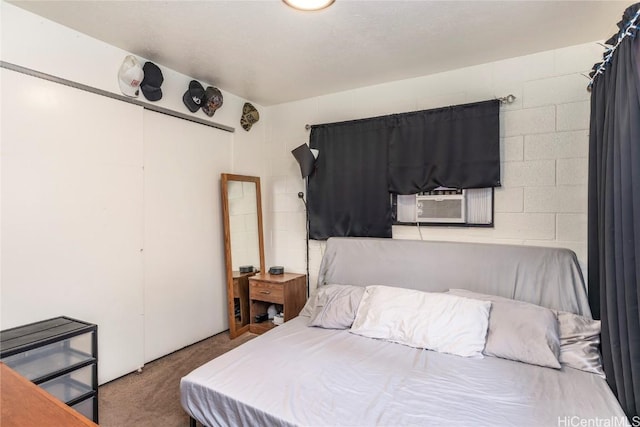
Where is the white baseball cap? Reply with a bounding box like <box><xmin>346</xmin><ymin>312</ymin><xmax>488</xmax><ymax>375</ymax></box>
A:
<box><xmin>118</xmin><ymin>55</ymin><xmax>144</xmax><ymax>97</ymax></box>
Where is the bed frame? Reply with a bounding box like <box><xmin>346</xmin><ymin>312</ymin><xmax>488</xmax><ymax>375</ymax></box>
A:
<box><xmin>182</xmin><ymin>238</ymin><xmax>624</xmax><ymax>427</ymax></box>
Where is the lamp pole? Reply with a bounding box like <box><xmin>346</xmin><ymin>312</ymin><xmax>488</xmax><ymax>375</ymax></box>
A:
<box><xmin>298</xmin><ymin>186</ymin><xmax>310</xmax><ymax>297</ymax></box>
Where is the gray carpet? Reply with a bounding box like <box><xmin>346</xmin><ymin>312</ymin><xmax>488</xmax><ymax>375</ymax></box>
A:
<box><xmin>98</xmin><ymin>331</ymin><xmax>255</xmax><ymax>427</ymax></box>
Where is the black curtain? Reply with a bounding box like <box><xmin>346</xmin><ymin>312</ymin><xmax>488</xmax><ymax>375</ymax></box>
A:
<box><xmin>308</xmin><ymin>117</ymin><xmax>392</xmax><ymax>240</ymax></box>
<box><xmin>588</xmin><ymin>3</ymin><xmax>640</xmax><ymax>418</ymax></box>
<box><xmin>308</xmin><ymin>101</ymin><xmax>500</xmax><ymax>240</ymax></box>
<box><xmin>389</xmin><ymin>100</ymin><xmax>501</xmax><ymax>194</ymax></box>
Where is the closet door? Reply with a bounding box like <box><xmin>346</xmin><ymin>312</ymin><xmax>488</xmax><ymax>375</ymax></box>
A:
<box><xmin>142</xmin><ymin>110</ymin><xmax>232</xmax><ymax>362</ymax></box>
<box><xmin>0</xmin><ymin>69</ymin><xmax>145</xmax><ymax>383</ymax></box>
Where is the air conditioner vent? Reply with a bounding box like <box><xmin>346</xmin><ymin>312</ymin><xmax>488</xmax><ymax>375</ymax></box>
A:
<box><xmin>416</xmin><ymin>190</ymin><xmax>466</xmax><ymax>223</ymax></box>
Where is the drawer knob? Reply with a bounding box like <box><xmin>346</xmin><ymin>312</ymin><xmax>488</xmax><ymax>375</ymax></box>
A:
<box><xmin>260</xmin><ymin>290</ymin><xmax>271</xmax><ymax>294</ymax></box>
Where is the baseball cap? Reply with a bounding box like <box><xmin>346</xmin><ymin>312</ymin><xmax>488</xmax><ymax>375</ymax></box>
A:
<box><xmin>141</xmin><ymin>62</ymin><xmax>164</xmax><ymax>101</ymax></box>
<box><xmin>202</xmin><ymin>87</ymin><xmax>224</xmax><ymax>117</ymax></box>
<box><xmin>240</xmin><ymin>103</ymin><xmax>260</xmax><ymax>131</ymax></box>
<box><xmin>183</xmin><ymin>80</ymin><xmax>205</xmax><ymax>112</ymax></box>
<box><xmin>118</xmin><ymin>55</ymin><xmax>144</xmax><ymax>97</ymax></box>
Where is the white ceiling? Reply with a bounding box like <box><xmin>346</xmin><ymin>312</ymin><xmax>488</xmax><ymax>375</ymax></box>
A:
<box><xmin>9</xmin><ymin>0</ymin><xmax>629</xmax><ymax>106</ymax></box>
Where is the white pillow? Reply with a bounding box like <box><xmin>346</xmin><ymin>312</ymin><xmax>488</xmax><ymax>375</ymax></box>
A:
<box><xmin>350</xmin><ymin>285</ymin><xmax>491</xmax><ymax>358</ymax></box>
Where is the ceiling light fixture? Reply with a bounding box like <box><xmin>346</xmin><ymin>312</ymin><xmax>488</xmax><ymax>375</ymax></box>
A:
<box><xmin>283</xmin><ymin>0</ymin><xmax>335</xmax><ymax>11</ymax></box>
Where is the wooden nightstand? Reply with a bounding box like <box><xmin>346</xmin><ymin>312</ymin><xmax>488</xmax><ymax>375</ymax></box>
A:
<box><xmin>249</xmin><ymin>272</ymin><xmax>306</xmax><ymax>335</ymax></box>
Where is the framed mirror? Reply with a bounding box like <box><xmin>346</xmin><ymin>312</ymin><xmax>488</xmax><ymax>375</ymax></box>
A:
<box><xmin>221</xmin><ymin>174</ymin><xmax>265</xmax><ymax>338</ymax></box>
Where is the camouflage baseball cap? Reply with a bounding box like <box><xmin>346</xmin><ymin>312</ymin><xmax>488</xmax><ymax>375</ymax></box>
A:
<box><xmin>240</xmin><ymin>102</ymin><xmax>259</xmax><ymax>131</ymax></box>
<box><xmin>202</xmin><ymin>87</ymin><xmax>223</xmax><ymax>117</ymax></box>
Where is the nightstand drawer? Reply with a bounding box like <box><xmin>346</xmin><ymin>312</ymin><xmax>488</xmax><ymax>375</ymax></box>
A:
<box><xmin>250</xmin><ymin>281</ymin><xmax>284</xmax><ymax>304</ymax></box>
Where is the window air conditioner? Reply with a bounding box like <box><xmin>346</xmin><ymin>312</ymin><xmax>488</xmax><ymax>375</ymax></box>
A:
<box><xmin>416</xmin><ymin>190</ymin><xmax>466</xmax><ymax>223</ymax></box>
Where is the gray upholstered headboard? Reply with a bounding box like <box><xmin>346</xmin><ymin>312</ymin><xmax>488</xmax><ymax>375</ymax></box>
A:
<box><xmin>317</xmin><ymin>237</ymin><xmax>591</xmax><ymax>317</ymax></box>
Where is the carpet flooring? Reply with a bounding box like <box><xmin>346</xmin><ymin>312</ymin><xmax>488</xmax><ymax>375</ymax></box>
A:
<box><xmin>98</xmin><ymin>331</ymin><xmax>255</xmax><ymax>427</ymax></box>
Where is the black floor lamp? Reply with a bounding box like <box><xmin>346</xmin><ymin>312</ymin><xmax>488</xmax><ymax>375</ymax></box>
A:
<box><xmin>291</xmin><ymin>143</ymin><xmax>318</xmax><ymax>297</ymax></box>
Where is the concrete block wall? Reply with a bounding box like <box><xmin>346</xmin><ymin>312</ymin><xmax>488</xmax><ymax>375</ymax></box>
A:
<box><xmin>264</xmin><ymin>42</ymin><xmax>603</xmax><ymax>289</ymax></box>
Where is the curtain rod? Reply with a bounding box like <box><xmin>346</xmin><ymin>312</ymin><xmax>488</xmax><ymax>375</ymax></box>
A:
<box><xmin>588</xmin><ymin>7</ymin><xmax>640</xmax><ymax>90</ymax></box>
<box><xmin>304</xmin><ymin>94</ymin><xmax>516</xmax><ymax>130</ymax></box>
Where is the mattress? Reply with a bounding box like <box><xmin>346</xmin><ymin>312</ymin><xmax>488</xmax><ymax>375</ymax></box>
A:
<box><xmin>181</xmin><ymin>317</ymin><xmax>628</xmax><ymax>427</ymax></box>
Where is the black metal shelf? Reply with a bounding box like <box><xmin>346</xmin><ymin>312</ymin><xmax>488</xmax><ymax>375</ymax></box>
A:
<box><xmin>0</xmin><ymin>316</ymin><xmax>99</xmax><ymax>423</ymax></box>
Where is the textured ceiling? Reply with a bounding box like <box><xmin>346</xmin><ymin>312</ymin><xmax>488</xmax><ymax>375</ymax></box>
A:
<box><xmin>9</xmin><ymin>0</ymin><xmax>629</xmax><ymax>106</ymax></box>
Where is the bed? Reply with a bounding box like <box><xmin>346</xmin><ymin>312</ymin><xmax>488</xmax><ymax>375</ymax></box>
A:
<box><xmin>181</xmin><ymin>237</ymin><xmax>629</xmax><ymax>426</ymax></box>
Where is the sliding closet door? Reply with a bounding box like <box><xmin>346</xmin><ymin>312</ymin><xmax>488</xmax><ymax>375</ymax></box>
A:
<box><xmin>0</xmin><ymin>69</ymin><xmax>145</xmax><ymax>383</ymax></box>
<box><xmin>142</xmin><ymin>110</ymin><xmax>232</xmax><ymax>362</ymax></box>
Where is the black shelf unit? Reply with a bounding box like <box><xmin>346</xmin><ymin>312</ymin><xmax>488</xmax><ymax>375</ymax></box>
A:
<box><xmin>0</xmin><ymin>316</ymin><xmax>98</xmax><ymax>423</ymax></box>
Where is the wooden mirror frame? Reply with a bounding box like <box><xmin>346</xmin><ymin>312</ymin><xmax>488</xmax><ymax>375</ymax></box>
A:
<box><xmin>221</xmin><ymin>174</ymin><xmax>266</xmax><ymax>338</ymax></box>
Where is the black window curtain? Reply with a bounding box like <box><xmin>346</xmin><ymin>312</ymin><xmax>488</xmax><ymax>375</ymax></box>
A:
<box><xmin>308</xmin><ymin>118</ymin><xmax>393</xmax><ymax>240</ymax></box>
<box><xmin>587</xmin><ymin>3</ymin><xmax>640</xmax><ymax>419</ymax></box>
<box><xmin>389</xmin><ymin>99</ymin><xmax>501</xmax><ymax>194</ymax></box>
<box><xmin>308</xmin><ymin>100</ymin><xmax>500</xmax><ymax>240</ymax></box>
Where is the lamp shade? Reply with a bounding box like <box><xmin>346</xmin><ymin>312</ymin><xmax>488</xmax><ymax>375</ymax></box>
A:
<box><xmin>292</xmin><ymin>143</ymin><xmax>316</xmax><ymax>178</ymax></box>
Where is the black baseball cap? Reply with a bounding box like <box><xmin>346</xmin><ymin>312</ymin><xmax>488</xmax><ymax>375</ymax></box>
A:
<box><xmin>183</xmin><ymin>80</ymin><xmax>205</xmax><ymax>112</ymax></box>
<box><xmin>141</xmin><ymin>62</ymin><xmax>164</xmax><ymax>101</ymax></box>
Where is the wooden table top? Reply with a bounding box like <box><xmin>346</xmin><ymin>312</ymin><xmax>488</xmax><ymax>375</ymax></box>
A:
<box><xmin>0</xmin><ymin>362</ymin><xmax>98</xmax><ymax>427</ymax></box>
<box><xmin>249</xmin><ymin>272</ymin><xmax>306</xmax><ymax>284</ymax></box>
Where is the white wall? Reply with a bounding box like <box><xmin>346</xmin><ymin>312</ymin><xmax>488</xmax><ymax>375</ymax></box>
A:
<box><xmin>0</xmin><ymin>2</ymin><xmax>265</xmax><ymax>383</ymax></box>
<box><xmin>264</xmin><ymin>42</ymin><xmax>602</xmax><ymax>290</ymax></box>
